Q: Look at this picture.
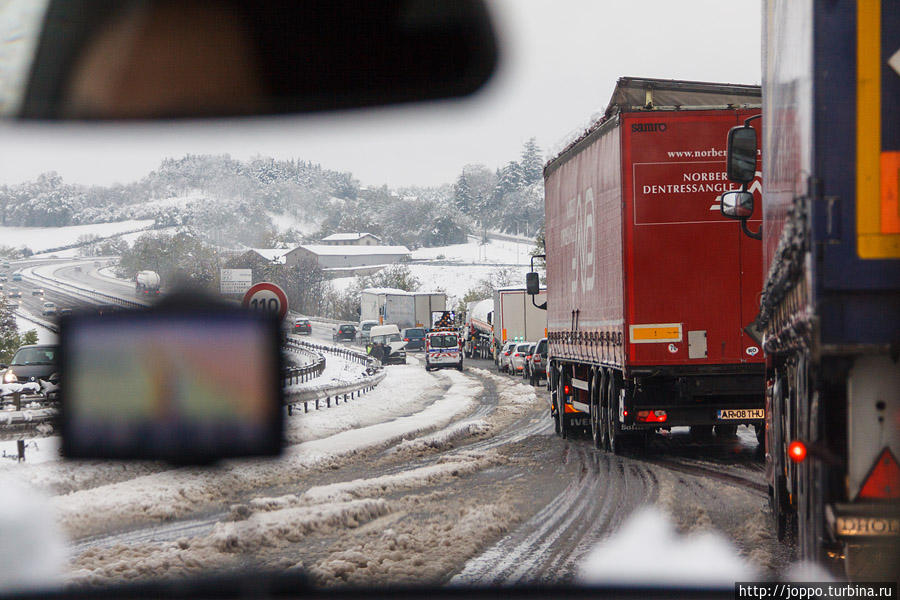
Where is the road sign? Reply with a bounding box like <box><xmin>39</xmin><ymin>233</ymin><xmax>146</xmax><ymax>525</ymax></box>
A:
<box><xmin>220</xmin><ymin>268</ymin><xmax>252</xmax><ymax>294</ymax></box>
<box><xmin>242</xmin><ymin>282</ymin><xmax>288</xmax><ymax>320</ymax></box>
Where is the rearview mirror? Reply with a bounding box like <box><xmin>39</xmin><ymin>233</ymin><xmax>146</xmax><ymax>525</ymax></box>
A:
<box><xmin>526</xmin><ymin>272</ymin><xmax>540</xmax><ymax>296</ymax></box>
<box><xmin>721</xmin><ymin>190</ymin><xmax>754</xmax><ymax>219</ymax></box>
<box><xmin>726</xmin><ymin>125</ymin><xmax>758</xmax><ymax>183</ymax></box>
<box><xmin>17</xmin><ymin>0</ymin><xmax>498</xmax><ymax>120</ymax></box>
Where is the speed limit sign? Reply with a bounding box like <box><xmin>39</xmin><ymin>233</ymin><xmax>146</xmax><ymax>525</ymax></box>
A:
<box><xmin>242</xmin><ymin>282</ymin><xmax>288</xmax><ymax>320</ymax></box>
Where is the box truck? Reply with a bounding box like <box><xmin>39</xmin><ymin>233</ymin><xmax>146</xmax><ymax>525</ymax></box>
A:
<box><xmin>534</xmin><ymin>77</ymin><xmax>765</xmax><ymax>451</ymax></box>
<box><xmin>492</xmin><ymin>286</ymin><xmax>547</xmax><ymax>364</ymax></box>
<box><xmin>719</xmin><ymin>2</ymin><xmax>899</xmax><ymax>578</ymax></box>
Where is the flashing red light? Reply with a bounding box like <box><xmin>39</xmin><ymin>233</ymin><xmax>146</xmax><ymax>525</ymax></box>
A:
<box><xmin>404</xmin><ymin>338</ymin><xmax>409</xmax><ymax>341</ymax></box>
<box><xmin>563</xmin><ymin>384</ymin><xmax>571</xmax><ymax>396</ymax></box>
<box><xmin>788</xmin><ymin>440</ymin><xmax>807</xmax><ymax>463</ymax></box>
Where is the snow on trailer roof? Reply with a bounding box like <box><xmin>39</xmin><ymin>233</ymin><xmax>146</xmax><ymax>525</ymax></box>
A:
<box><xmin>546</xmin><ymin>76</ymin><xmax>761</xmax><ymax>174</ymax></box>
<box><xmin>299</xmin><ymin>244</ymin><xmax>410</xmax><ymax>256</ymax></box>
<box><xmin>361</xmin><ymin>288</ymin><xmax>446</xmax><ymax>297</ymax></box>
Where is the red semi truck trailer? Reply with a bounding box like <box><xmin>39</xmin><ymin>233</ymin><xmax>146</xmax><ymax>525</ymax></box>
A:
<box><xmin>538</xmin><ymin>77</ymin><xmax>765</xmax><ymax>450</ymax></box>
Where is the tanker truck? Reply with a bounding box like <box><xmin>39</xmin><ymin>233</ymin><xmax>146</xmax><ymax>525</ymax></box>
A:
<box><xmin>135</xmin><ymin>270</ymin><xmax>161</xmax><ymax>296</ymax></box>
<box><xmin>464</xmin><ymin>299</ymin><xmax>493</xmax><ymax>359</ymax></box>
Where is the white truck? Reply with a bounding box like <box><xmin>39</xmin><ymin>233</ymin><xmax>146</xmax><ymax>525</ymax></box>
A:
<box><xmin>360</xmin><ymin>288</ymin><xmax>446</xmax><ymax>329</ymax></box>
<box><xmin>464</xmin><ymin>299</ymin><xmax>493</xmax><ymax>359</ymax></box>
<box><xmin>492</xmin><ymin>286</ymin><xmax>547</xmax><ymax>364</ymax></box>
<box><xmin>135</xmin><ymin>270</ymin><xmax>161</xmax><ymax>296</ymax></box>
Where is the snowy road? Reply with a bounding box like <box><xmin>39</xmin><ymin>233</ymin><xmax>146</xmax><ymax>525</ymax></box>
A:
<box><xmin>56</xmin><ymin>347</ymin><xmax>787</xmax><ymax>587</ymax></box>
<box><xmin>2</xmin><ymin>267</ymin><xmax>792</xmax><ymax>586</ymax></box>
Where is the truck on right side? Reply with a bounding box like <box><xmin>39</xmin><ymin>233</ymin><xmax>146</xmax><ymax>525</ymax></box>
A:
<box><xmin>719</xmin><ymin>1</ymin><xmax>899</xmax><ymax>578</ymax></box>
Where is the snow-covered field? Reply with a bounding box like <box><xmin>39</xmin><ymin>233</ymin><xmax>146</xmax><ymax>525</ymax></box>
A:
<box><xmin>15</xmin><ymin>314</ymin><xmax>57</xmax><ymax>345</ymax></box>
<box><xmin>328</xmin><ymin>236</ymin><xmax>535</xmax><ymax>302</ymax></box>
<box><xmin>0</xmin><ymin>220</ymin><xmax>154</xmax><ymax>253</ymax></box>
<box><xmin>411</xmin><ymin>236</ymin><xmax>534</xmax><ymax>265</ymax></box>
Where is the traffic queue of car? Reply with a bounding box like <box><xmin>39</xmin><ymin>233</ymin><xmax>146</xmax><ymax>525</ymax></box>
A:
<box><xmin>497</xmin><ymin>337</ymin><xmax>548</xmax><ymax>386</ymax></box>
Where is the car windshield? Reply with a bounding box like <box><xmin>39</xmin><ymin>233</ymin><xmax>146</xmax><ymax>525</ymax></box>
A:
<box><xmin>11</xmin><ymin>347</ymin><xmax>56</xmax><ymax>365</ymax></box>
<box><xmin>430</xmin><ymin>334</ymin><xmax>458</xmax><ymax>348</ymax></box>
<box><xmin>0</xmin><ymin>1</ymin><xmax>827</xmax><ymax>595</ymax></box>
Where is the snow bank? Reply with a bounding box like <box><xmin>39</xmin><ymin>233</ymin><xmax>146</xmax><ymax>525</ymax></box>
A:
<box><xmin>577</xmin><ymin>508</ymin><xmax>756</xmax><ymax>587</ymax></box>
<box><xmin>0</xmin><ymin>476</ymin><xmax>67</xmax><ymax>593</ymax></box>
<box><xmin>52</xmin><ymin>369</ymin><xmax>481</xmax><ymax>539</ymax></box>
<box><xmin>211</xmin><ymin>499</ymin><xmax>391</xmax><ymax>553</ymax></box>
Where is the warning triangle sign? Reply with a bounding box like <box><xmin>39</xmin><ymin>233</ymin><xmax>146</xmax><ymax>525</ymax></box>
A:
<box><xmin>858</xmin><ymin>448</ymin><xmax>900</xmax><ymax>500</ymax></box>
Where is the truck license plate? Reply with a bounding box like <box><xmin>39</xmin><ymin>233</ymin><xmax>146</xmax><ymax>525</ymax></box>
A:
<box><xmin>717</xmin><ymin>408</ymin><xmax>764</xmax><ymax>420</ymax></box>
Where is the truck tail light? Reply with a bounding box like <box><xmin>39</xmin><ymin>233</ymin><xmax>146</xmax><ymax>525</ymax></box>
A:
<box><xmin>404</xmin><ymin>338</ymin><xmax>409</xmax><ymax>341</ymax></box>
<box><xmin>788</xmin><ymin>440</ymin><xmax>807</xmax><ymax>463</ymax></box>
<box><xmin>563</xmin><ymin>384</ymin><xmax>571</xmax><ymax>396</ymax></box>
<box><xmin>636</xmin><ymin>410</ymin><xmax>667</xmax><ymax>423</ymax></box>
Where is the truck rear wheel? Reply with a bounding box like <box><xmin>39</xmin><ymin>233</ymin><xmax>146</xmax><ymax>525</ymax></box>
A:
<box><xmin>606</xmin><ymin>374</ymin><xmax>621</xmax><ymax>454</ymax></box>
<box><xmin>590</xmin><ymin>370</ymin><xmax>602</xmax><ymax>449</ymax></box>
<box><xmin>556</xmin><ymin>376</ymin><xmax>568</xmax><ymax>439</ymax></box>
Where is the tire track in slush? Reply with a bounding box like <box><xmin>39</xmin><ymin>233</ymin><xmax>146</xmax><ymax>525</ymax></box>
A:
<box><xmin>450</xmin><ymin>443</ymin><xmax>658</xmax><ymax>585</ymax></box>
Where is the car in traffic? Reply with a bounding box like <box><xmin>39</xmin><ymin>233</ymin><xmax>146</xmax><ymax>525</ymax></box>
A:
<box><xmin>32</xmin><ymin>288</ymin><xmax>44</xmax><ymax>296</ymax></box>
<box><xmin>357</xmin><ymin>319</ymin><xmax>379</xmax><ymax>344</ymax></box>
<box><xmin>41</xmin><ymin>301</ymin><xmax>57</xmax><ymax>316</ymax></box>
<box><xmin>11</xmin><ymin>272</ymin><xmax>22</xmax><ymax>281</ymax></box>
<box><xmin>497</xmin><ymin>341</ymin><xmax>516</xmax><ymax>372</ymax></box>
<box><xmin>5</xmin><ymin>299</ymin><xmax>18</xmax><ymax>310</ymax></box>
<box><xmin>520</xmin><ymin>343</ymin><xmax>536</xmax><ymax>380</ymax></box>
<box><xmin>7</xmin><ymin>287</ymin><xmax>21</xmax><ymax>298</ymax></box>
<box><xmin>508</xmin><ymin>343</ymin><xmax>532</xmax><ymax>374</ymax></box>
<box><xmin>1</xmin><ymin>344</ymin><xmax>59</xmax><ymax>399</ymax></box>
<box><xmin>527</xmin><ymin>338</ymin><xmax>548</xmax><ymax>386</ymax></box>
<box><xmin>291</xmin><ymin>318</ymin><xmax>312</xmax><ymax>335</ymax></box>
<box><xmin>400</xmin><ymin>327</ymin><xmax>426</xmax><ymax>351</ymax></box>
<box><xmin>332</xmin><ymin>323</ymin><xmax>357</xmax><ymax>342</ymax></box>
<box><xmin>0</xmin><ymin>275</ymin><xmax>7</xmax><ymax>282</ymax></box>
<box><xmin>58</xmin><ymin>308</ymin><xmax>72</xmax><ymax>317</ymax></box>
<box><xmin>368</xmin><ymin>324</ymin><xmax>407</xmax><ymax>365</ymax></box>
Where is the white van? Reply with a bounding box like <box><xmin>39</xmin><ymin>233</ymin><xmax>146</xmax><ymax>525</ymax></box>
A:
<box><xmin>368</xmin><ymin>324</ymin><xmax>407</xmax><ymax>365</ymax></box>
<box><xmin>424</xmin><ymin>330</ymin><xmax>462</xmax><ymax>371</ymax></box>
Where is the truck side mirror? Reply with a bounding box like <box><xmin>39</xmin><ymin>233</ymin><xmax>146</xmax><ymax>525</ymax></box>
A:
<box><xmin>726</xmin><ymin>125</ymin><xmax>757</xmax><ymax>184</ymax></box>
<box><xmin>721</xmin><ymin>190</ymin><xmax>754</xmax><ymax>219</ymax></box>
<box><xmin>526</xmin><ymin>272</ymin><xmax>540</xmax><ymax>296</ymax></box>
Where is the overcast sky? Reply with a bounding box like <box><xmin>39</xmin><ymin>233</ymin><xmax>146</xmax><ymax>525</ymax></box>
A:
<box><xmin>0</xmin><ymin>0</ymin><xmax>761</xmax><ymax>189</ymax></box>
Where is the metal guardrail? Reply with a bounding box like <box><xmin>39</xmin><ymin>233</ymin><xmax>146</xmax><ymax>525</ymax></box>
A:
<box><xmin>286</xmin><ymin>337</ymin><xmax>373</xmax><ymax>367</ymax></box>
<box><xmin>285</xmin><ymin>369</ymin><xmax>387</xmax><ymax>415</ymax></box>
<box><xmin>281</xmin><ymin>342</ymin><xmax>326</xmax><ymax>387</ymax></box>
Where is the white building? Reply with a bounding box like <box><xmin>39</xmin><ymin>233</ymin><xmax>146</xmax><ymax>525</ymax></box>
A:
<box><xmin>320</xmin><ymin>233</ymin><xmax>381</xmax><ymax>246</ymax></box>
<box><xmin>291</xmin><ymin>244</ymin><xmax>410</xmax><ymax>269</ymax></box>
